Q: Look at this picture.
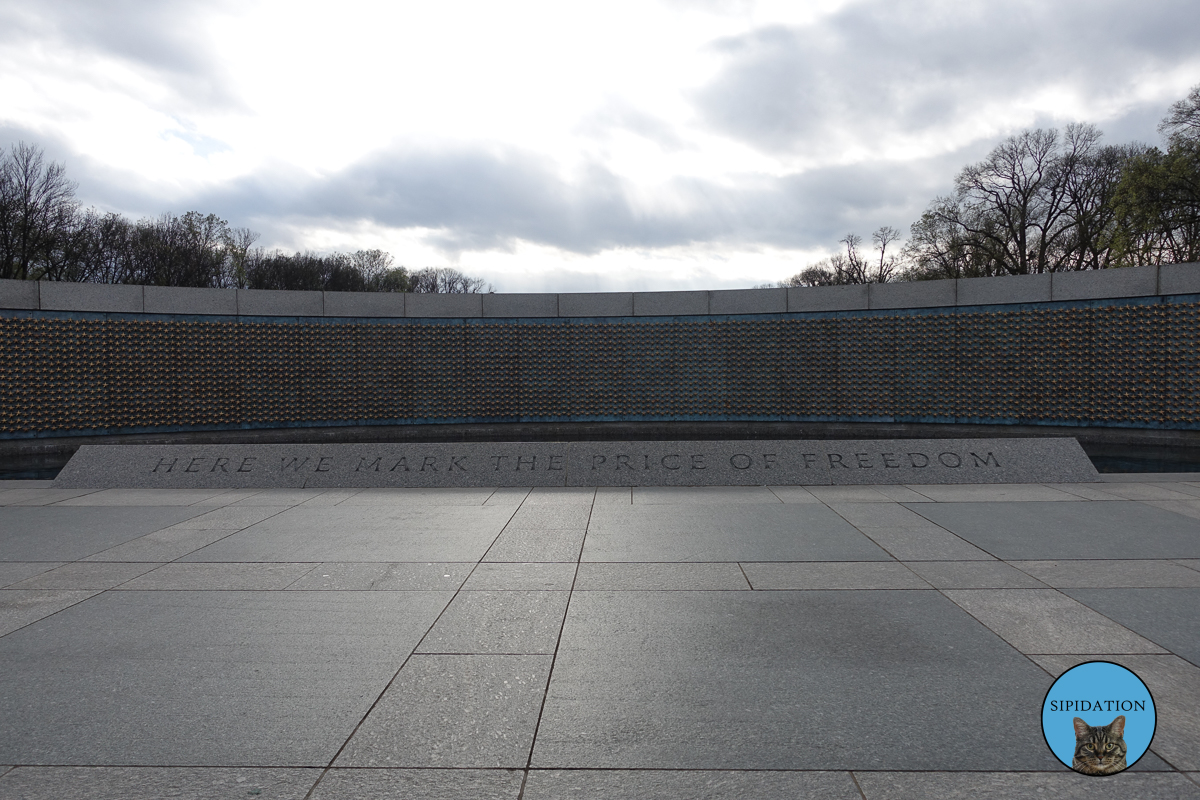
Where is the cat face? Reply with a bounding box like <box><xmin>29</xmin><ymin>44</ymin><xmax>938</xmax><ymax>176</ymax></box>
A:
<box><xmin>1072</xmin><ymin>715</ymin><xmax>1128</xmax><ymax>775</ymax></box>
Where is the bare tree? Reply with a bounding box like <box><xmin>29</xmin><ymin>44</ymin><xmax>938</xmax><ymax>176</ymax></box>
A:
<box><xmin>1159</xmin><ymin>83</ymin><xmax>1200</xmax><ymax>148</ymax></box>
<box><xmin>0</xmin><ymin>142</ymin><xmax>81</xmax><ymax>280</ymax></box>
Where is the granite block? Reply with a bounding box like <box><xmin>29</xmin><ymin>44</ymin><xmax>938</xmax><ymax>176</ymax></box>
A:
<box><xmin>522</xmin><ymin>487</ymin><xmax>595</xmax><ymax>504</ymax></box>
<box><xmin>8</xmin><ymin>562</ymin><xmax>159</xmax><ymax>590</ymax></box>
<box><xmin>524</xmin><ymin>770</ymin><xmax>861</xmax><ymax>800</ymax></box>
<box><xmin>0</xmin><ymin>766</ymin><xmax>321</xmax><ymax>800</ymax></box>
<box><xmin>1013</xmin><ymin>559</ymin><xmax>1200</xmax><ymax>588</ymax></box>
<box><xmin>118</xmin><ymin>562</ymin><xmax>317</xmax><ymax>590</ymax></box>
<box><xmin>557</xmin><ymin>292</ymin><xmax>633</xmax><ymax>317</ymax></box>
<box><xmin>56</xmin><ymin>488</ymin><xmax>235</xmax><ymax>506</ymax></box>
<box><xmin>740</xmin><ymin>561</ymin><xmax>929</xmax><ymax>590</ymax></box>
<box><xmin>236</xmin><ymin>288</ymin><xmax>322</xmax><ymax>316</ymax></box>
<box><xmin>854</xmin><ymin>772</ymin><xmax>1200</xmax><ymax>800</ymax></box>
<box><xmin>40</xmin><ymin>281</ymin><xmax>142</xmax><ymax>312</ymax></box>
<box><xmin>143</xmin><ymin>285</ymin><xmax>237</xmax><ymax>315</ymax></box>
<box><xmin>484</xmin><ymin>529</ymin><xmax>586</xmax><ymax>562</ymax></box>
<box><xmin>405</xmin><ymin>292</ymin><xmax>483</xmax><ymax>318</ymax></box>
<box><xmin>633</xmin><ymin>291</ymin><xmax>709</xmax><ymax>316</ymax></box>
<box><xmin>338</xmin><ymin>487</ymin><xmax>496</xmax><ymax>505</ymax></box>
<box><xmin>0</xmin><ymin>590</ymin><xmax>100</xmax><ymax>636</ymax></box>
<box><xmin>311</xmin><ymin>769</ymin><xmax>523</xmax><ymax>800</ymax></box>
<box><xmin>904</xmin><ymin>483</ymin><xmax>1085</xmax><ymax>502</ymax></box>
<box><xmin>0</xmin><ymin>562</ymin><xmax>64</xmax><ymax>588</ymax></box>
<box><xmin>786</xmin><ymin>283</ymin><xmax>867</xmax><ymax>312</ymax></box>
<box><xmin>854</xmin><ymin>526</ymin><xmax>994</xmax><ymax>561</ymax></box>
<box><xmin>334</xmin><ymin>654</ymin><xmax>552</xmax><ymax>768</ymax></box>
<box><xmin>179</xmin><ymin>505</ymin><xmax>512</xmax><ymax>562</ymax></box>
<box><xmin>53</xmin><ymin>439</ymin><xmax>1098</xmax><ymax>489</ymax></box>
<box><xmin>531</xmin><ymin>590</ymin><xmax>1059</xmax><ymax>769</ymax></box>
<box><xmin>416</xmin><ymin>590</ymin><xmax>570</xmax><ymax>653</ymax></box>
<box><xmin>869</xmin><ymin>279</ymin><xmax>956</xmax><ymax>309</ymax></box>
<box><xmin>574</xmin><ymin>563</ymin><xmax>751</xmax><ymax>590</ymax></box>
<box><xmin>708</xmin><ymin>287</ymin><xmax>787</xmax><ymax>315</ymax></box>
<box><xmin>956</xmin><ymin>272</ymin><xmax>1051</xmax><ymax>306</ymax></box>
<box><xmin>320</xmin><ymin>290</ymin><xmax>405</xmax><ymax>317</ymax></box>
<box><xmin>461</xmin><ymin>562</ymin><xmax>577</xmax><ymax>591</ymax></box>
<box><xmin>943</xmin><ymin>589</ymin><xmax>1167</xmax><ymax>653</ymax></box>
<box><xmin>285</xmin><ymin>562</ymin><xmax>472</xmax><ymax>591</ymax></box>
<box><xmin>633</xmin><ymin>486</ymin><xmax>781</xmax><ymax>504</ymax></box>
<box><xmin>0</xmin><ymin>278</ymin><xmax>39</xmax><ymax>309</ymax></box>
<box><xmin>1052</xmin><ymin>265</ymin><xmax>1158</xmax><ymax>300</ymax></box>
<box><xmin>0</xmin><ymin>590</ymin><xmax>450</xmax><ymax>765</ymax></box>
<box><xmin>1064</xmin><ymin>588</ymin><xmax>1200</xmax><ymax>667</ymax></box>
<box><xmin>82</xmin><ymin>528</ymin><xmax>239</xmax><ymax>562</ymax></box>
<box><xmin>0</xmin><ymin>506</ymin><xmax>205</xmax><ymax>560</ymax></box>
<box><xmin>904</xmin><ymin>561</ymin><xmax>1047</xmax><ymax>589</ymax></box>
<box><xmin>1159</xmin><ymin>262</ymin><xmax>1200</xmax><ymax>295</ymax></box>
<box><xmin>483</xmin><ymin>292</ymin><xmax>558</xmax><ymax>317</ymax></box>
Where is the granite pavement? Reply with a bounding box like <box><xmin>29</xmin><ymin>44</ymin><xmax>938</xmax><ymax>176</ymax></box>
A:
<box><xmin>2</xmin><ymin>478</ymin><xmax>1199</xmax><ymax>799</ymax></box>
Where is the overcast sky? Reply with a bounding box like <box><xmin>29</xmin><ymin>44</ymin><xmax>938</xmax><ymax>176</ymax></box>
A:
<box><xmin>2</xmin><ymin>0</ymin><xmax>1198</xmax><ymax>291</ymax></box>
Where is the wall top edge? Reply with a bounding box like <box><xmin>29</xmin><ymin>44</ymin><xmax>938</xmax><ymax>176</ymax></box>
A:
<box><xmin>1</xmin><ymin>263</ymin><xmax>1196</xmax><ymax>317</ymax></box>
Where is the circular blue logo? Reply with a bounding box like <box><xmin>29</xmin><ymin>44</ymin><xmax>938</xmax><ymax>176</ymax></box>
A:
<box><xmin>1042</xmin><ymin>661</ymin><xmax>1156</xmax><ymax>776</ymax></box>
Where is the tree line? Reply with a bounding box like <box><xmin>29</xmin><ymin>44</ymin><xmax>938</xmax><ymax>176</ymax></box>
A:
<box><xmin>777</xmin><ymin>84</ymin><xmax>1200</xmax><ymax>286</ymax></box>
<box><xmin>0</xmin><ymin>147</ymin><xmax>488</xmax><ymax>293</ymax></box>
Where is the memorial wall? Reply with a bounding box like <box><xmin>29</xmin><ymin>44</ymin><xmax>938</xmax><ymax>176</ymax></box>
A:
<box><xmin>1</xmin><ymin>264</ymin><xmax>1198</xmax><ymax>440</ymax></box>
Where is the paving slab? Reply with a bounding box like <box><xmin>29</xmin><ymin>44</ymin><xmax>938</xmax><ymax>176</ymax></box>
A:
<box><xmin>0</xmin><ymin>766</ymin><xmax>321</xmax><ymax>800</ymax></box>
<box><xmin>531</xmin><ymin>590</ymin><xmax>1059</xmax><ymax>770</ymax></box>
<box><xmin>904</xmin><ymin>561</ymin><xmax>1049</xmax><ymax>589</ymax></box>
<box><xmin>853</xmin><ymin>771</ymin><xmax>1200</xmax><ymax>799</ymax></box>
<box><xmin>507</xmin><ymin>503</ymin><xmax>593</xmax><ymax>528</ymax></box>
<box><xmin>179</xmin><ymin>506</ymin><xmax>514</xmax><ymax>562</ymax></box>
<box><xmin>583</xmin><ymin>505</ymin><xmax>892</xmax><ymax>562</ymax></box>
<box><xmin>0</xmin><ymin>507</ymin><xmax>205</xmax><ymax>561</ymax></box>
<box><xmin>943</xmin><ymin>589</ymin><xmax>1169</xmax><ymax>654</ymax></box>
<box><xmin>7</xmin><ymin>562</ymin><xmax>160</xmax><ymax>590</ymax></box>
<box><xmin>117</xmin><ymin>562</ymin><xmax>318</xmax><ymax>590</ymax></box>
<box><xmin>740</xmin><ymin>561</ymin><xmax>930</xmax><ymax>590</ymax></box>
<box><xmin>633</xmin><ymin>486</ymin><xmax>782</xmax><ymax>504</ymax></box>
<box><xmin>523</xmin><ymin>769</ymin><xmax>862</xmax><ymax>800</ymax></box>
<box><xmin>1146</xmin><ymin>500</ymin><xmax>1200</xmax><ymax>522</ymax></box>
<box><xmin>337</xmin><ymin>487</ymin><xmax>497</xmax><ymax>505</ymax></box>
<box><xmin>523</xmin><ymin>487</ymin><xmax>595</xmax><ymax>504</ymax></box>
<box><xmin>1063</xmin><ymin>588</ymin><xmax>1200</xmax><ymax>667</ymax></box>
<box><xmin>593</xmin><ymin>486</ymin><xmax>632</xmax><ymax>504</ymax></box>
<box><xmin>461</xmin><ymin>562</ymin><xmax>577</xmax><ymax>590</ymax></box>
<box><xmin>0</xmin><ymin>590</ymin><xmax>100</xmax><ymax>637</ymax></box>
<box><xmin>829</xmin><ymin>502</ymin><xmax>949</xmax><ymax>528</ymax></box>
<box><xmin>910</xmin><ymin>501</ymin><xmax>1200</xmax><ymax>559</ymax></box>
<box><xmin>575</xmin><ymin>563</ymin><xmax>752</xmax><ymax>591</ymax></box>
<box><xmin>1032</xmin><ymin>653</ymin><xmax>1200</xmax><ymax>771</ymax></box>
<box><xmin>805</xmin><ymin>485</ymin><xmax>932</xmax><ymax>503</ymax></box>
<box><xmin>1047</xmin><ymin>482</ymin><xmax>1129</xmax><ymax>500</ymax></box>
<box><xmin>285</xmin><ymin>562</ymin><xmax>472</xmax><ymax>591</ymax></box>
<box><xmin>230</xmin><ymin>490</ymin><xmax>328</xmax><ymax>505</ymax></box>
<box><xmin>55</xmin><ymin>489</ymin><xmax>236</xmax><ymax>506</ymax></box>
<box><xmin>1090</xmin><ymin>483</ymin><xmax>1200</xmax><ymax>501</ymax></box>
<box><xmin>853</xmin><ymin>526</ymin><xmax>995</xmax><ymax>560</ymax></box>
<box><xmin>165</xmin><ymin>506</ymin><xmax>290</xmax><ymax>529</ymax></box>
<box><xmin>1013</xmin><ymin>560</ymin><xmax>1200</xmax><ymax>588</ymax></box>
<box><xmin>0</xmin><ymin>489</ymin><xmax>100</xmax><ymax>506</ymax></box>
<box><xmin>309</xmin><ymin>769</ymin><xmax>523</xmax><ymax>800</ymax></box>
<box><xmin>417</xmin><ymin>590</ymin><xmax>570</xmax><ymax>654</ymax></box>
<box><xmin>0</xmin><ymin>591</ymin><xmax>451</xmax><ymax>765</ymax></box>
<box><xmin>906</xmin><ymin>483</ymin><xmax>1086</xmax><ymax>502</ymax></box>
<box><xmin>335</xmin><ymin>654</ymin><xmax>551</xmax><ymax>768</ymax></box>
<box><xmin>81</xmin><ymin>528</ymin><xmax>241</xmax><ymax>562</ymax></box>
<box><xmin>0</xmin><ymin>563</ymin><xmax>64</xmax><ymax>588</ymax></box>
<box><xmin>483</xmin><ymin>528</ymin><xmax>587</xmax><ymax>562</ymax></box>
<box><xmin>765</xmin><ymin>485</ymin><xmax>821</xmax><ymax>503</ymax></box>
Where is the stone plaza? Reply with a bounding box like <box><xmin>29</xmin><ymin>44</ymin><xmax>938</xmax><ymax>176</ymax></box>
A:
<box><xmin>2</xmin><ymin>475</ymin><xmax>1200</xmax><ymax>798</ymax></box>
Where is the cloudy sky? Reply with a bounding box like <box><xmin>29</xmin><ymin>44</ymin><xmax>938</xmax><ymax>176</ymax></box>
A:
<box><xmin>2</xmin><ymin>0</ymin><xmax>1198</xmax><ymax>291</ymax></box>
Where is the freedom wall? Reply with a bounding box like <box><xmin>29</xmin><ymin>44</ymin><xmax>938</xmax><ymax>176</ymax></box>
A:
<box><xmin>1</xmin><ymin>264</ymin><xmax>1199</xmax><ymax>440</ymax></box>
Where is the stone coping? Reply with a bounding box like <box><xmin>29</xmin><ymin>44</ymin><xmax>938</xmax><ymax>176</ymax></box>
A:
<box><xmin>2</xmin><ymin>263</ymin><xmax>1196</xmax><ymax>318</ymax></box>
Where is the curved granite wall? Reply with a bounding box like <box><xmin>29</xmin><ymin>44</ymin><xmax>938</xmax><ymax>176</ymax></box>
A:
<box><xmin>1</xmin><ymin>264</ymin><xmax>1199</xmax><ymax>439</ymax></box>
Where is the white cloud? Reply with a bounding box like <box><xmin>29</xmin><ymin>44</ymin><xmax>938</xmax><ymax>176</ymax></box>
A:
<box><xmin>1</xmin><ymin>0</ymin><xmax>1197</xmax><ymax>289</ymax></box>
